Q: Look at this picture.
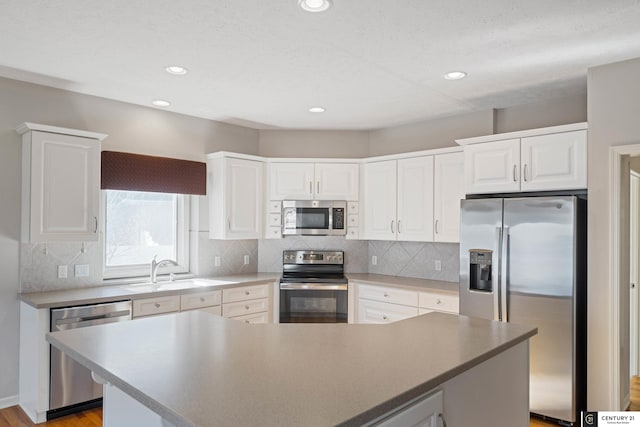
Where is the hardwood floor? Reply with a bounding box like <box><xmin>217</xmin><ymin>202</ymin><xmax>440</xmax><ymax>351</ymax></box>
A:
<box><xmin>0</xmin><ymin>407</ymin><xmax>101</xmax><ymax>427</ymax></box>
<box><xmin>2</xmin><ymin>378</ymin><xmax>640</xmax><ymax>427</ymax></box>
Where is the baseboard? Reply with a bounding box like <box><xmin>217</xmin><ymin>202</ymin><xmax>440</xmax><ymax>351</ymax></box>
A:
<box><xmin>0</xmin><ymin>395</ymin><xmax>19</xmax><ymax>410</ymax></box>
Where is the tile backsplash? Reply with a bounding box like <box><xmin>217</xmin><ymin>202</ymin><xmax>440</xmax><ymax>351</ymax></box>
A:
<box><xmin>368</xmin><ymin>241</ymin><xmax>459</xmax><ymax>282</ymax></box>
<box><xmin>19</xmin><ymin>235</ymin><xmax>458</xmax><ymax>293</ymax></box>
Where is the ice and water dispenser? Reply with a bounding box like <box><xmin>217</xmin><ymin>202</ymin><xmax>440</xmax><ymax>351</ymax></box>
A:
<box><xmin>469</xmin><ymin>249</ymin><xmax>493</xmax><ymax>292</ymax></box>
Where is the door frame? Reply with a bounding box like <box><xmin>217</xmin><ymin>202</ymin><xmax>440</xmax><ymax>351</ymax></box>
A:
<box><xmin>611</xmin><ymin>144</ymin><xmax>640</xmax><ymax>410</ymax></box>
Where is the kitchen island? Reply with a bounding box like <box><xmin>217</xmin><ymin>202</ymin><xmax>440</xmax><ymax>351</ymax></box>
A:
<box><xmin>46</xmin><ymin>309</ymin><xmax>535</xmax><ymax>426</ymax></box>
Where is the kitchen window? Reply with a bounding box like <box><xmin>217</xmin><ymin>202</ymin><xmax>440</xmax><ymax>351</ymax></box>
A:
<box><xmin>103</xmin><ymin>190</ymin><xmax>189</xmax><ymax>279</ymax></box>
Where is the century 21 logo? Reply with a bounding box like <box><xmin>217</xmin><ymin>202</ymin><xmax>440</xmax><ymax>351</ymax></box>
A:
<box><xmin>583</xmin><ymin>412</ymin><xmax>596</xmax><ymax>426</ymax></box>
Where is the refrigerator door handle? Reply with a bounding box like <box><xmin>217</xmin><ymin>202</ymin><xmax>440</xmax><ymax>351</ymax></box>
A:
<box><xmin>494</xmin><ymin>227</ymin><xmax>502</xmax><ymax>321</ymax></box>
<box><xmin>501</xmin><ymin>225</ymin><xmax>509</xmax><ymax>322</ymax></box>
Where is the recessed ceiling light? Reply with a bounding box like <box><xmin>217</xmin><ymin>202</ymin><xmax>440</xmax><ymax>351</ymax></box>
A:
<box><xmin>152</xmin><ymin>100</ymin><xmax>171</xmax><ymax>107</ymax></box>
<box><xmin>444</xmin><ymin>71</ymin><xmax>467</xmax><ymax>80</ymax></box>
<box><xmin>298</xmin><ymin>0</ymin><xmax>332</xmax><ymax>13</ymax></box>
<box><xmin>165</xmin><ymin>65</ymin><xmax>188</xmax><ymax>75</ymax></box>
<box><xmin>309</xmin><ymin>107</ymin><xmax>326</xmax><ymax>113</ymax></box>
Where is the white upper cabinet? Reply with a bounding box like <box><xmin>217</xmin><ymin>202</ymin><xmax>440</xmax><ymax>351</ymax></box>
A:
<box><xmin>268</xmin><ymin>163</ymin><xmax>314</xmax><ymax>200</ymax></box>
<box><xmin>314</xmin><ymin>163</ymin><xmax>359</xmax><ymax>200</ymax></box>
<box><xmin>397</xmin><ymin>156</ymin><xmax>434</xmax><ymax>241</ymax></box>
<box><xmin>464</xmin><ymin>138</ymin><xmax>521</xmax><ymax>194</ymax></box>
<box><xmin>434</xmin><ymin>152</ymin><xmax>465</xmax><ymax>243</ymax></box>
<box><xmin>362</xmin><ymin>155</ymin><xmax>438</xmax><ymax>242</ymax></box>
<box><xmin>208</xmin><ymin>155</ymin><xmax>263</xmax><ymax>240</ymax></box>
<box><xmin>269</xmin><ymin>162</ymin><xmax>359</xmax><ymax>201</ymax></box>
<box><xmin>520</xmin><ymin>130</ymin><xmax>587</xmax><ymax>192</ymax></box>
<box><xmin>17</xmin><ymin>123</ymin><xmax>105</xmax><ymax>243</ymax></box>
<box><xmin>362</xmin><ymin>160</ymin><xmax>397</xmax><ymax>240</ymax></box>
<box><xmin>459</xmin><ymin>123</ymin><xmax>588</xmax><ymax>195</ymax></box>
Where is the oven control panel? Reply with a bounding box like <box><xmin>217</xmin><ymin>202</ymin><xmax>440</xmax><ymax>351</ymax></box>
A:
<box><xmin>283</xmin><ymin>250</ymin><xmax>344</xmax><ymax>265</ymax></box>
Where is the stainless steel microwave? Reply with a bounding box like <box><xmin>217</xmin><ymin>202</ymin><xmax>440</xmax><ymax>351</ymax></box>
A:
<box><xmin>282</xmin><ymin>200</ymin><xmax>346</xmax><ymax>236</ymax></box>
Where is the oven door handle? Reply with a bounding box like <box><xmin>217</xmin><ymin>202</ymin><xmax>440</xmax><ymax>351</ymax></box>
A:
<box><xmin>280</xmin><ymin>283</ymin><xmax>348</xmax><ymax>290</ymax></box>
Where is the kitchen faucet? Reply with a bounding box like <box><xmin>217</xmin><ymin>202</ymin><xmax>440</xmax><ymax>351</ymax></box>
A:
<box><xmin>150</xmin><ymin>255</ymin><xmax>179</xmax><ymax>283</ymax></box>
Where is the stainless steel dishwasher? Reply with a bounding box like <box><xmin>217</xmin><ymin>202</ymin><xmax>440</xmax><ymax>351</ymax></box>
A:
<box><xmin>49</xmin><ymin>300</ymin><xmax>132</xmax><ymax>419</ymax></box>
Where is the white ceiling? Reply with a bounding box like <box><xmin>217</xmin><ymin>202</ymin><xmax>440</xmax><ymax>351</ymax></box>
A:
<box><xmin>1</xmin><ymin>0</ymin><xmax>640</xmax><ymax>130</ymax></box>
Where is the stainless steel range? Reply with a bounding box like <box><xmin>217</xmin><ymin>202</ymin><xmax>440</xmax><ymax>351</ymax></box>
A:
<box><xmin>279</xmin><ymin>250</ymin><xmax>347</xmax><ymax>323</ymax></box>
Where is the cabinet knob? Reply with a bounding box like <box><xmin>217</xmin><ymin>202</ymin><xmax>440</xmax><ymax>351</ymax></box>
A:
<box><xmin>383</xmin><ymin>293</ymin><xmax>389</xmax><ymax>298</ymax></box>
<box><xmin>382</xmin><ymin>315</ymin><xmax>388</xmax><ymax>320</ymax></box>
<box><xmin>200</xmin><ymin>297</ymin><xmax>205</xmax><ymax>302</ymax></box>
<box><xmin>245</xmin><ymin>291</ymin><xmax>250</xmax><ymax>296</ymax></box>
<box><xmin>437</xmin><ymin>299</ymin><xmax>442</xmax><ymax>305</ymax></box>
<box><xmin>245</xmin><ymin>305</ymin><xmax>250</xmax><ymax>310</ymax></box>
<box><xmin>154</xmin><ymin>303</ymin><xmax>161</xmax><ymax>308</ymax></box>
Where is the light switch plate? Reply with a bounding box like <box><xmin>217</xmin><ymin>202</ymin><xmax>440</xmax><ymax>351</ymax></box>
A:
<box><xmin>243</xmin><ymin>255</ymin><xmax>250</xmax><ymax>265</ymax></box>
<box><xmin>435</xmin><ymin>260</ymin><xmax>442</xmax><ymax>271</ymax></box>
<box><xmin>214</xmin><ymin>256</ymin><xmax>221</xmax><ymax>267</ymax></box>
<box><xmin>75</xmin><ymin>264</ymin><xmax>90</xmax><ymax>277</ymax></box>
<box><xmin>371</xmin><ymin>255</ymin><xmax>377</xmax><ymax>266</ymax></box>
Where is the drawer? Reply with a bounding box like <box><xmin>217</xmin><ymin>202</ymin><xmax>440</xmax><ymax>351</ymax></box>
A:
<box><xmin>268</xmin><ymin>200</ymin><xmax>282</xmax><ymax>213</ymax></box>
<box><xmin>266</xmin><ymin>226</ymin><xmax>282</xmax><ymax>239</ymax></box>
<box><xmin>357</xmin><ymin>299</ymin><xmax>418</xmax><ymax>324</ymax></box>
<box><xmin>358</xmin><ymin>284</ymin><xmax>418</xmax><ymax>307</ymax></box>
<box><xmin>223</xmin><ymin>284</ymin><xmax>270</xmax><ymax>303</ymax></box>
<box><xmin>346</xmin><ymin>227</ymin><xmax>359</xmax><ymax>240</ymax></box>
<box><xmin>268</xmin><ymin>213</ymin><xmax>282</xmax><ymax>227</ymax></box>
<box><xmin>419</xmin><ymin>291</ymin><xmax>459</xmax><ymax>314</ymax></box>
<box><xmin>347</xmin><ymin>201</ymin><xmax>359</xmax><ymax>214</ymax></box>
<box><xmin>133</xmin><ymin>295</ymin><xmax>180</xmax><ymax>318</ymax></box>
<box><xmin>348</xmin><ymin>215</ymin><xmax>359</xmax><ymax>227</ymax></box>
<box><xmin>231</xmin><ymin>311</ymin><xmax>269</xmax><ymax>324</ymax></box>
<box><xmin>223</xmin><ymin>298</ymin><xmax>269</xmax><ymax>318</ymax></box>
<box><xmin>180</xmin><ymin>290</ymin><xmax>222</xmax><ymax>311</ymax></box>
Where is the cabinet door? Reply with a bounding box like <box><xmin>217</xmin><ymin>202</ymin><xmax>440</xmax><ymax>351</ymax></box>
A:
<box><xmin>464</xmin><ymin>139</ymin><xmax>520</xmax><ymax>194</ymax></box>
<box><xmin>521</xmin><ymin>130</ymin><xmax>587</xmax><ymax>192</ymax></box>
<box><xmin>225</xmin><ymin>158</ymin><xmax>263</xmax><ymax>239</ymax></box>
<box><xmin>397</xmin><ymin>156</ymin><xmax>434</xmax><ymax>241</ymax></box>
<box><xmin>376</xmin><ymin>390</ymin><xmax>443</xmax><ymax>427</ymax></box>
<box><xmin>362</xmin><ymin>160</ymin><xmax>397</xmax><ymax>240</ymax></box>
<box><xmin>314</xmin><ymin>163</ymin><xmax>359</xmax><ymax>200</ymax></box>
<box><xmin>28</xmin><ymin>131</ymin><xmax>100</xmax><ymax>242</ymax></box>
<box><xmin>269</xmin><ymin>163</ymin><xmax>314</xmax><ymax>200</ymax></box>
<box><xmin>434</xmin><ymin>152</ymin><xmax>465</xmax><ymax>242</ymax></box>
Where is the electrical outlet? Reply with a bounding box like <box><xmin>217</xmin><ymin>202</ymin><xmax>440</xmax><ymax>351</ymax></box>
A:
<box><xmin>75</xmin><ymin>264</ymin><xmax>90</xmax><ymax>277</ymax></box>
<box><xmin>435</xmin><ymin>260</ymin><xmax>442</xmax><ymax>271</ymax></box>
<box><xmin>243</xmin><ymin>255</ymin><xmax>250</xmax><ymax>265</ymax></box>
<box><xmin>214</xmin><ymin>256</ymin><xmax>221</xmax><ymax>267</ymax></box>
<box><xmin>57</xmin><ymin>265</ymin><xmax>68</xmax><ymax>279</ymax></box>
<box><xmin>371</xmin><ymin>255</ymin><xmax>377</xmax><ymax>265</ymax></box>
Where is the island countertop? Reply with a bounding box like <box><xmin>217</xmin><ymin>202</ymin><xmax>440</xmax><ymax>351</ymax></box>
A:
<box><xmin>46</xmin><ymin>310</ymin><xmax>535</xmax><ymax>427</ymax></box>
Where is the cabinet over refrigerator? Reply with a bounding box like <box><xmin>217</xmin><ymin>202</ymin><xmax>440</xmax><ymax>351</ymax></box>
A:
<box><xmin>459</xmin><ymin>195</ymin><xmax>587</xmax><ymax>425</ymax></box>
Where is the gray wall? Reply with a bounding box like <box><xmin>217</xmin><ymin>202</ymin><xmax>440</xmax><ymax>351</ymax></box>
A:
<box><xmin>494</xmin><ymin>93</ymin><xmax>588</xmax><ymax>134</ymax></box>
<box><xmin>368</xmin><ymin>110</ymin><xmax>495</xmax><ymax>155</ymax></box>
<box><xmin>587</xmin><ymin>57</ymin><xmax>640</xmax><ymax>411</ymax></box>
<box><xmin>258</xmin><ymin>130</ymin><xmax>369</xmax><ymax>158</ymax></box>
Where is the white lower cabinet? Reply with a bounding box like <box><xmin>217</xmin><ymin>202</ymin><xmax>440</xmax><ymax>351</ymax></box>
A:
<box><xmin>376</xmin><ymin>390</ymin><xmax>443</xmax><ymax>427</ymax></box>
<box><xmin>355</xmin><ymin>282</ymin><xmax>459</xmax><ymax>324</ymax></box>
<box><xmin>222</xmin><ymin>284</ymin><xmax>270</xmax><ymax>323</ymax></box>
<box><xmin>358</xmin><ymin>299</ymin><xmax>418</xmax><ymax>324</ymax></box>
<box><xmin>180</xmin><ymin>290</ymin><xmax>222</xmax><ymax>311</ymax></box>
<box><xmin>132</xmin><ymin>295</ymin><xmax>180</xmax><ymax>318</ymax></box>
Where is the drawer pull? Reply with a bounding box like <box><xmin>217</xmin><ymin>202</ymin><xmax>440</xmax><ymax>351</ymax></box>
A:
<box><xmin>383</xmin><ymin>293</ymin><xmax>389</xmax><ymax>298</ymax></box>
<box><xmin>245</xmin><ymin>291</ymin><xmax>250</xmax><ymax>296</ymax></box>
<box><xmin>245</xmin><ymin>320</ymin><xmax>250</xmax><ymax>324</ymax></box>
<box><xmin>382</xmin><ymin>315</ymin><xmax>388</xmax><ymax>320</ymax></box>
<box><xmin>200</xmin><ymin>297</ymin><xmax>206</xmax><ymax>302</ymax></box>
<box><xmin>154</xmin><ymin>303</ymin><xmax>161</xmax><ymax>308</ymax></box>
<box><xmin>245</xmin><ymin>305</ymin><xmax>250</xmax><ymax>310</ymax></box>
<box><xmin>437</xmin><ymin>299</ymin><xmax>442</xmax><ymax>305</ymax></box>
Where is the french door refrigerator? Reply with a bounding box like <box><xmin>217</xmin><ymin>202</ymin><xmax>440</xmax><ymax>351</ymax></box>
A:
<box><xmin>459</xmin><ymin>195</ymin><xmax>587</xmax><ymax>424</ymax></box>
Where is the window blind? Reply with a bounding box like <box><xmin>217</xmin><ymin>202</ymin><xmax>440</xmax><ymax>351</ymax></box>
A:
<box><xmin>101</xmin><ymin>151</ymin><xmax>206</xmax><ymax>195</ymax></box>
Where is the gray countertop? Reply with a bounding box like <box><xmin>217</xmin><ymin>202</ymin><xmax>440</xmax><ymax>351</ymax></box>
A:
<box><xmin>20</xmin><ymin>273</ymin><xmax>459</xmax><ymax>309</ymax></box>
<box><xmin>47</xmin><ymin>310</ymin><xmax>535</xmax><ymax>427</ymax></box>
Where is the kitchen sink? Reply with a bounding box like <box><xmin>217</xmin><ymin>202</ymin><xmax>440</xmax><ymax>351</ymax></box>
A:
<box><xmin>120</xmin><ymin>278</ymin><xmax>232</xmax><ymax>293</ymax></box>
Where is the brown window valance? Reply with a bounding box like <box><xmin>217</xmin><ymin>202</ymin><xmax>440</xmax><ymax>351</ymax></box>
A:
<box><xmin>101</xmin><ymin>151</ymin><xmax>206</xmax><ymax>195</ymax></box>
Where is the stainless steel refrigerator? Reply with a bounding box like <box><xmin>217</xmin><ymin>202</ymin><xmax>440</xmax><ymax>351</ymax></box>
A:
<box><xmin>459</xmin><ymin>195</ymin><xmax>587</xmax><ymax>425</ymax></box>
